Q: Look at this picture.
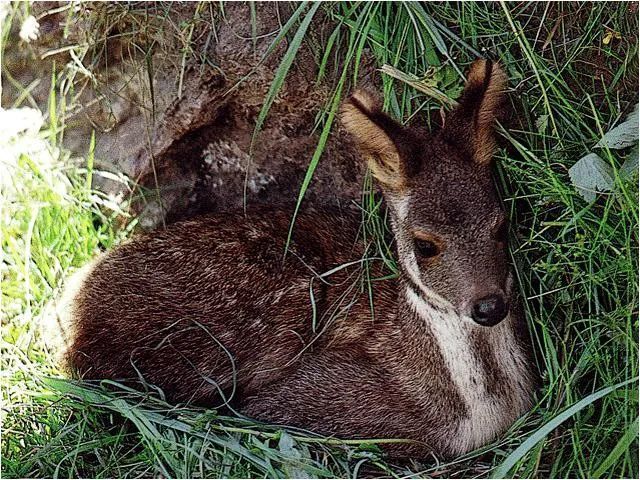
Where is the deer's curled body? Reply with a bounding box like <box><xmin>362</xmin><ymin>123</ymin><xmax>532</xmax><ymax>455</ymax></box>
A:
<box><xmin>58</xmin><ymin>60</ymin><xmax>536</xmax><ymax>458</ymax></box>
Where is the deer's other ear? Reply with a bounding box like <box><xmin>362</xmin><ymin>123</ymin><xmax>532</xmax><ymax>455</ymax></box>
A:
<box><xmin>341</xmin><ymin>90</ymin><xmax>418</xmax><ymax>191</ymax></box>
<box><xmin>443</xmin><ymin>59</ymin><xmax>508</xmax><ymax>165</ymax></box>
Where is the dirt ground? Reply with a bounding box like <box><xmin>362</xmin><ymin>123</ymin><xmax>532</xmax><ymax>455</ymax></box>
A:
<box><xmin>4</xmin><ymin>2</ymin><xmax>372</xmax><ymax>228</ymax></box>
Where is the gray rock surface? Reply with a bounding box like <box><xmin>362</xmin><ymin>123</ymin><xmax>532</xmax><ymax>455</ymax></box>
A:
<box><xmin>3</xmin><ymin>2</ymin><xmax>373</xmax><ymax>229</ymax></box>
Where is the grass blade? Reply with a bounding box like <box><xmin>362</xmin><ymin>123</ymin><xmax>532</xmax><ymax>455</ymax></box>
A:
<box><xmin>491</xmin><ymin>377</ymin><xmax>638</xmax><ymax>478</ymax></box>
<box><xmin>245</xmin><ymin>2</ymin><xmax>321</xmax><ymax>208</ymax></box>
<box><xmin>591</xmin><ymin>415</ymin><xmax>639</xmax><ymax>478</ymax></box>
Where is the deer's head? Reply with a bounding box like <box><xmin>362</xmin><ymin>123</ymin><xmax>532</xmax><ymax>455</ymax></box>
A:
<box><xmin>343</xmin><ymin>60</ymin><xmax>511</xmax><ymax>327</ymax></box>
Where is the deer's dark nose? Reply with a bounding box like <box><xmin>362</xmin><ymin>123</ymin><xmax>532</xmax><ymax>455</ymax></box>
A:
<box><xmin>471</xmin><ymin>294</ymin><xmax>508</xmax><ymax>327</ymax></box>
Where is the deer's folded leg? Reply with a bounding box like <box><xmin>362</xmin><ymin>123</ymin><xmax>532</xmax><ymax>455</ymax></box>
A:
<box><xmin>241</xmin><ymin>350</ymin><xmax>445</xmax><ymax>459</ymax></box>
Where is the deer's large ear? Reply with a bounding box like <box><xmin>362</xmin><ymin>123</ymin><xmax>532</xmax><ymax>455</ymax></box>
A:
<box><xmin>341</xmin><ymin>90</ymin><xmax>417</xmax><ymax>191</ymax></box>
<box><xmin>443</xmin><ymin>59</ymin><xmax>508</xmax><ymax>165</ymax></box>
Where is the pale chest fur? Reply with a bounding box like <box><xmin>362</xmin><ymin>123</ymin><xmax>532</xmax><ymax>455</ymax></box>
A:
<box><xmin>405</xmin><ymin>287</ymin><xmax>534</xmax><ymax>455</ymax></box>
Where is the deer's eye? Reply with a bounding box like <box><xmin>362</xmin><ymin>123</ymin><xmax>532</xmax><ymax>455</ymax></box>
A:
<box><xmin>494</xmin><ymin>220</ymin><xmax>509</xmax><ymax>244</ymax></box>
<box><xmin>414</xmin><ymin>239</ymin><xmax>439</xmax><ymax>258</ymax></box>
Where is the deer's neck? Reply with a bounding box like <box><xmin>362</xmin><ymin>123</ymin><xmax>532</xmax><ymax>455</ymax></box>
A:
<box><xmin>397</xmin><ymin>280</ymin><xmax>534</xmax><ymax>454</ymax></box>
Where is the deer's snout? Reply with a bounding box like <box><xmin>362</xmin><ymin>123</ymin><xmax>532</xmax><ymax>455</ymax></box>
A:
<box><xmin>471</xmin><ymin>294</ymin><xmax>508</xmax><ymax>327</ymax></box>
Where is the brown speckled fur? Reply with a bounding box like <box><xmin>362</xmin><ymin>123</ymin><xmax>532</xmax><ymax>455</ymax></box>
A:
<box><xmin>61</xmin><ymin>60</ymin><xmax>536</xmax><ymax>459</ymax></box>
<box><xmin>65</xmin><ymin>207</ymin><xmax>465</xmax><ymax>456</ymax></box>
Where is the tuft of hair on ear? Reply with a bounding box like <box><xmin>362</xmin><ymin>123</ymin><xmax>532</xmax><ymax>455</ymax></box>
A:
<box><xmin>340</xmin><ymin>90</ymin><xmax>406</xmax><ymax>190</ymax></box>
<box><xmin>445</xmin><ymin>59</ymin><xmax>508</xmax><ymax>165</ymax></box>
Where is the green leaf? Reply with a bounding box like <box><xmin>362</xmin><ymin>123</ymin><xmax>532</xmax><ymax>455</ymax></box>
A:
<box><xmin>621</xmin><ymin>144</ymin><xmax>639</xmax><ymax>177</ymax></box>
<box><xmin>278</xmin><ymin>431</ymin><xmax>312</xmax><ymax>478</ymax></box>
<box><xmin>568</xmin><ymin>153</ymin><xmax>615</xmax><ymax>202</ymax></box>
<box><xmin>595</xmin><ymin>104</ymin><xmax>639</xmax><ymax>150</ymax></box>
<box><xmin>535</xmin><ymin>114</ymin><xmax>549</xmax><ymax>134</ymax></box>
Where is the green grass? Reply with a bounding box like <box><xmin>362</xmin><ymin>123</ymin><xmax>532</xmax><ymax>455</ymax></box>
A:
<box><xmin>2</xmin><ymin>1</ymin><xmax>638</xmax><ymax>478</ymax></box>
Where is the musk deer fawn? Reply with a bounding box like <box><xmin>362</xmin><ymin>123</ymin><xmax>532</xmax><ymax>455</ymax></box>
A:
<box><xmin>56</xmin><ymin>59</ymin><xmax>536</xmax><ymax>458</ymax></box>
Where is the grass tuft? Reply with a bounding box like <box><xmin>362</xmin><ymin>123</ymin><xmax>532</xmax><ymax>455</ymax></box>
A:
<box><xmin>2</xmin><ymin>1</ymin><xmax>638</xmax><ymax>478</ymax></box>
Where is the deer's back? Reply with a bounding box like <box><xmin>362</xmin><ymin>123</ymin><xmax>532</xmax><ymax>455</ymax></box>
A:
<box><xmin>64</xmin><ymin>206</ymin><xmax>393</xmax><ymax>404</ymax></box>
